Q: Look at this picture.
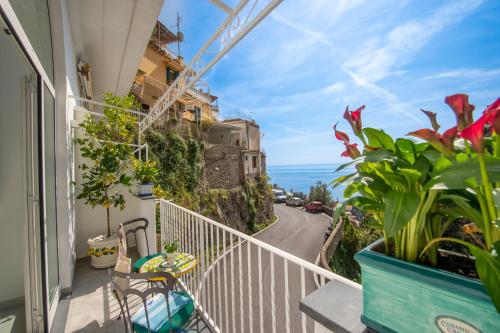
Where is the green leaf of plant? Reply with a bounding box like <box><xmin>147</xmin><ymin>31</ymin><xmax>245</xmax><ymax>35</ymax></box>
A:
<box><xmin>334</xmin><ymin>158</ymin><xmax>363</xmax><ymax>172</ymax></box>
<box><xmin>421</xmin><ymin>150</ymin><xmax>442</xmax><ymax>164</ymax></box>
<box><xmin>399</xmin><ymin>168</ymin><xmax>421</xmax><ymax>185</ymax></box>
<box><xmin>468</xmin><ymin>244</ymin><xmax>500</xmax><ymax>312</ymax></box>
<box><xmin>363</xmin><ymin>128</ymin><xmax>395</xmax><ymax>152</ymax></box>
<box><xmin>440</xmin><ymin>194</ymin><xmax>484</xmax><ymax>230</ymax></box>
<box><xmin>384</xmin><ymin>190</ymin><xmax>421</xmax><ymax>237</ymax></box>
<box><xmin>395</xmin><ymin>138</ymin><xmax>415</xmax><ymax>164</ymax></box>
<box><xmin>425</xmin><ymin>157</ymin><xmax>500</xmax><ymax>189</ymax></box>
<box><xmin>364</xmin><ymin>149</ymin><xmax>393</xmax><ymax>162</ymax></box>
<box><xmin>332</xmin><ymin>172</ymin><xmax>357</xmax><ymax>190</ymax></box>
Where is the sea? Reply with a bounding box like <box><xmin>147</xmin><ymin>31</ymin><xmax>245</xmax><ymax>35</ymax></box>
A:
<box><xmin>267</xmin><ymin>164</ymin><xmax>354</xmax><ymax>201</ymax></box>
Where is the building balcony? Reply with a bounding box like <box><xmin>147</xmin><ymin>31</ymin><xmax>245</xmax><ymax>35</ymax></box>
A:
<box><xmin>57</xmin><ymin>198</ymin><xmax>362</xmax><ymax>333</ymax></box>
<box><xmin>150</xmin><ymin>34</ymin><xmax>181</xmax><ymax>60</ymax></box>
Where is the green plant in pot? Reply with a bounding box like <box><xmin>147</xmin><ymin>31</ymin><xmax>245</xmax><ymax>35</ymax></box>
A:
<box><xmin>76</xmin><ymin>93</ymin><xmax>140</xmax><ymax>268</ymax></box>
<box><xmin>163</xmin><ymin>240</ymin><xmax>179</xmax><ymax>265</ymax></box>
<box><xmin>333</xmin><ymin>95</ymin><xmax>500</xmax><ymax>332</ymax></box>
<box><xmin>133</xmin><ymin>157</ymin><xmax>159</xmax><ymax>197</ymax></box>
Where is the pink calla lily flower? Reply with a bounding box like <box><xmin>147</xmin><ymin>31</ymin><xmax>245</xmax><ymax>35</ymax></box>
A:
<box><xmin>407</xmin><ymin>126</ymin><xmax>457</xmax><ymax>155</ymax></box>
<box><xmin>421</xmin><ymin>109</ymin><xmax>440</xmax><ymax>132</ymax></box>
<box><xmin>445</xmin><ymin>94</ymin><xmax>475</xmax><ymax>131</ymax></box>
<box><xmin>341</xmin><ymin>142</ymin><xmax>361</xmax><ymax>159</ymax></box>
<box><xmin>460</xmin><ymin>97</ymin><xmax>500</xmax><ymax>153</ymax></box>
<box><xmin>333</xmin><ymin>123</ymin><xmax>350</xmax><ymax>143</ymax></box>
<box><xmin>343</xmin><ymin>105</ymin><xmax>365</xmax><ymax>136</ymax></box>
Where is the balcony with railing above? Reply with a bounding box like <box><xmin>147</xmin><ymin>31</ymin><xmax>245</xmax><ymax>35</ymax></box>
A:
<box><xmin>149</xmin><ymin>20</ymin><xmax>182</xmax><ymax>60</ymax></box>
<box><xmin>132</xmin><ymin>74</ymin><xmax>169</xmax><ymax>103</ymax></box>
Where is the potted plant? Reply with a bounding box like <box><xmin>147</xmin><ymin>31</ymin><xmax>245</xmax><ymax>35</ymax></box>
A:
<box><xmin>133</xmin><ymin>157</ymin><xmax>159</xmax><ymax>196</ymax></box>
<box><xmin>333</xmin><ymin>95</ymin><xmax>500</xmax><ymax>332</ymax></box>
<box><xmin>76</xmin><ymin>93</ymin><xmax>141</xmax><ymax>268</ymax></box>
<box><xmin>163</xmin><ymin>240</ymin><xmax>179</xmax><ymax>265</ymax></box>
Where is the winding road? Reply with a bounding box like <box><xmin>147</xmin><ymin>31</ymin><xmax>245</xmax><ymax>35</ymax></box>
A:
<box><xmin>256</xmin><ymin>204</ymin><xmax>332</xmax><ymax>261</ymax></box>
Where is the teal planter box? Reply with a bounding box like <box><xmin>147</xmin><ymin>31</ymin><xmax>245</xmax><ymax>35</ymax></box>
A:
<box><xmin>355</xmin><ymin>239</ymin><xmax>499</xmax><ymax>333</ymax></box>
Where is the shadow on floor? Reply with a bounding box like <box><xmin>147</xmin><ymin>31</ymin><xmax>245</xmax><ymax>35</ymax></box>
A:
<box><xmin>52</xmin><ymin>256</ymin><xmax>211</xmax><ymax>332</ymax></box>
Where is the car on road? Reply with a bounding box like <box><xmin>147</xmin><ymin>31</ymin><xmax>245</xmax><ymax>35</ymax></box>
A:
<box><xmin>272</xmin><ymin>189</ymin><xmax>287</xmax><ymax>203</ymax></box>
<box><xmin>304</xmin><ymin>201</ymin><xmax>324</xmax><ymax>213</ymax></box>
<box><xmin>286</xmin><ymin>197</ymin><xmax>304</xmax><ymax>207</ymax></box>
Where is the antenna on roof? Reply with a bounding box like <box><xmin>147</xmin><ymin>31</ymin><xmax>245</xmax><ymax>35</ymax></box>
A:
<box><xmin>176</xmin><ymin>12</ymin><xmax>182</xmax><ymax>57</ymax></box>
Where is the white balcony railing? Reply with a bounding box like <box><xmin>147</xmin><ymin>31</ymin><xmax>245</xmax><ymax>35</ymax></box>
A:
<box><xmin>160</xmin><ymin>199</ymin><xmax>360</xmax><ymax>333</ymax></box>
<box><xmin>150</xmin><ymin>35</ymin><xmax>179</xmax><ymax>58</ymax></box>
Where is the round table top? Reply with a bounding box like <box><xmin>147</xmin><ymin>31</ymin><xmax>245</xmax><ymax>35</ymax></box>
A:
<box><xmin>139</xmin><ymin>252</ymin><xmax>197</xmax><ymax>278</ymax></box>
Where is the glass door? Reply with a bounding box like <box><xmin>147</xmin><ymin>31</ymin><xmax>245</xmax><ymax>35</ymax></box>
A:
<box><xmin>0</xmin><ymin>15</ymin><xmax>44</xmax><ymax>332</ymax></box>
<box><xmin>0</xmin><ymin>10</ymin><xmax>59</xmax><ymax>331</ymax></box>
<box><xmin>42</xmin><ymin>83</ymin><xmax>59</xmax><ymax>327</ymax></box>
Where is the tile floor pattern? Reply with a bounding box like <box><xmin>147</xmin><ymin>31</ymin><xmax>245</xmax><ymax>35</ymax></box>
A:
<box><xmin>52</xmin><ymin>256</ymin><xmax>211</xmax><ymax>332</ymax></box>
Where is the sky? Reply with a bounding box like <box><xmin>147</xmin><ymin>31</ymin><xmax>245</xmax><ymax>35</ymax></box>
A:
<box><xmin>158</xmin><ymin>0</ymin><xmax>500</xmax><ymax>166</ymax></box>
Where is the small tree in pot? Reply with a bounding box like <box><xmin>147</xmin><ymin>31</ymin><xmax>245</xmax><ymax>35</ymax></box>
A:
<box><xmin>76</xmin><ymin>93</ymin><xmax>145</xmax><ymax>268</ymax></box>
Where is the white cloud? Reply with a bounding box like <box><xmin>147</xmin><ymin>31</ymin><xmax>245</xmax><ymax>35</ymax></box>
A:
<box><xmin>320</xmin><ymin>83</ymin><xmax>345</xmax><ymax>94</ymax></box>
<box><xmin>271</xmin><ymin>13</ymin><xmax>334</xmax><ymax>47</ymax></box>
<box><xmin>422</xmin><ymin>68</ymin><xmax>500</xmax><ymax>80</ymax></box>
<box><xmin>343</xmin><ymin>69</ymin><xmax>424</xmax><ymax>123</ymax></box>
<box><xmin>344</xmin><ymin>0</ymin><xmax>485</xmax><ymax>82</ymax></box>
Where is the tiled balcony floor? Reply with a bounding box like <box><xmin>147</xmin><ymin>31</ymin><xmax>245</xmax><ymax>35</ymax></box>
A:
<box><xmin>52</xmin><ymin>256</ymin><xmax>211</xmax><ymax>333</ymax></box>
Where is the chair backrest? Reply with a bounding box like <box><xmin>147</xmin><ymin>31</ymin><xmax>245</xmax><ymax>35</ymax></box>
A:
<box><xmin>109</xmin><ymin>269</ymin><xmax>177</xmax><ymax>333</ymax></box>
<box><xmin>119</xmin><ymin>218</ymin><xmax>151</xmax><ymax>257</ymax></box>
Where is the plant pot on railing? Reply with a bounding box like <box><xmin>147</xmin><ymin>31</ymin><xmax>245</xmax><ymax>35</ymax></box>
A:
<box><xmin>137</xmin><ymin>182</ymin><xmax>154</xmax><ymax>197</ymax></box>
<box><xmin>87</xmin><ymin>234</ymin><xmax>120</xmax><ymax>268</ymax></box>
<box><xmin>133</xmin><ymin>158</ymin><xmax>158</xmax><ymax>197</ymax></box>
<box><xmin>355</xmin><ymin>239</ymin><xmax>498</xmax><ymax>333</ymax></box>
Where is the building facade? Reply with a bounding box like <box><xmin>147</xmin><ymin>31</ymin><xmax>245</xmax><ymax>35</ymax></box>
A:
<box><xmin>131</xmin><ymin>21</ymin><xmax>218</xmax><ymax>129</ymax></box>
<box><xmin>223</xmin><ymin>119</ymin><xmax>267</xmax><ymax>180</ymax></box>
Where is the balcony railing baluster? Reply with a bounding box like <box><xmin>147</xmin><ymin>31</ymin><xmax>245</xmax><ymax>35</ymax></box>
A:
<box><xmin>247</xmin><ymin>241</ymin><xmax>254</xmax><ymax>333</ymax></box>
<box><xmin>238</xmin><ymin>235</ymin><xmax>244</xmax><ymax>333</ymax></box>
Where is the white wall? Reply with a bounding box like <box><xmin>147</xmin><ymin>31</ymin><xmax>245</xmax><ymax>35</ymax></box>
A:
<box><xmin>49</xmin><ymin>0</ymin><xmax>80</xmax><ymax>293</ymax></box>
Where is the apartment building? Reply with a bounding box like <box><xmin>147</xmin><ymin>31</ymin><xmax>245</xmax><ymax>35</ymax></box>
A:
<box><xmin>223</xmin><ymin>118</ymin><xmax>266</xmax><ymax>180</ymax></box>
<box><xmin>131</xmin><ymin>21</ymin><xmax>218</xmax><ymax>128</ymax></box>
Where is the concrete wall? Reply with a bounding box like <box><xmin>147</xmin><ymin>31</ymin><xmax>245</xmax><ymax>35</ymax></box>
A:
<box><xmin>243</xmin><ymin>151</ymin><xmax>260</xmax><ymax>178</ymax></box>
<box><xmin>48</xmin><ymin>0</ymin><xmax>83</xmax><ymax>294</ymax></box>
<box><xmin>207</xmin><ymin>127</ymin><xmax>233</xmax><ymax>145</ymax></box>
<box><xmin>205</xmin><ymin>145</ymin><xmax>244</xmax><ymax>190</ymax></box>
<box><xmin>223</xmin><ymin>120</ymin><xmax>261</xmax><ymax>151</ymax></box>
<box><xmin>247</xmin><ymin>123</ymin><xmax>261</xmax><ymax>151</ymax></box>
<box><xmin>139</xmin><ymin>47</ymin><xmax>167</xmax><ymax>83</ymax></box>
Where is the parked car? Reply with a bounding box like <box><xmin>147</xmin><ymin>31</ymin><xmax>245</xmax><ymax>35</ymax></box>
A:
<box><xmin>286</xmin><ymin>197</ymin><xmax>304</xmax><ymax>207</ymax></box>
<box><xmin>304</xmin><ymin>201</ymin><xmax>324</xmax><ymax>213</ymax></box>
<box><xmin>272</xmin><ymin>189</ymin><xmax>287</xmax><ymax>203</ymax></box>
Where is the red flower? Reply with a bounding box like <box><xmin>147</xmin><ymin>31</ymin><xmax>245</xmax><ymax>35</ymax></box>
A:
<box><xmin>482</xmin><ymin>97</ymin><xmax>500</xmax><ymax>134</ymax></box>
<box><xmin>407</xmin><ymin>126</ymin><xmax>457</xmax><ymax>155</ymax></box>
<box><xmin>343</xmin><ymin>105</ymin><xmax>365</xmax><ymax>136</ymax></box>
<box><xmin>341</xmin><ymin>142</ymin><xmax>361</xmax><ymax>159</ymax></box>
<box><xmin>460</xmin><ymin>97</ymin><xmax>500</xmax><ymax>153</ymax></box>
<box><xmin>441</xmin><ymin>126</ymin><xmax>458</xmax><ymax>150</ymax></box>
<box><xmin>333</xmin><ymin>123</ymin><xmax>350</xmax><ymax>143</ymax></box>
<box><xmin>421</xmin><ymin>109</ymin><xmax>440</xmax><ymax>132</ymax></box>
<box><xmin>445</xmin><ymin>94</ymin><xmax>475</xmax><ymax>131</ymax></box>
